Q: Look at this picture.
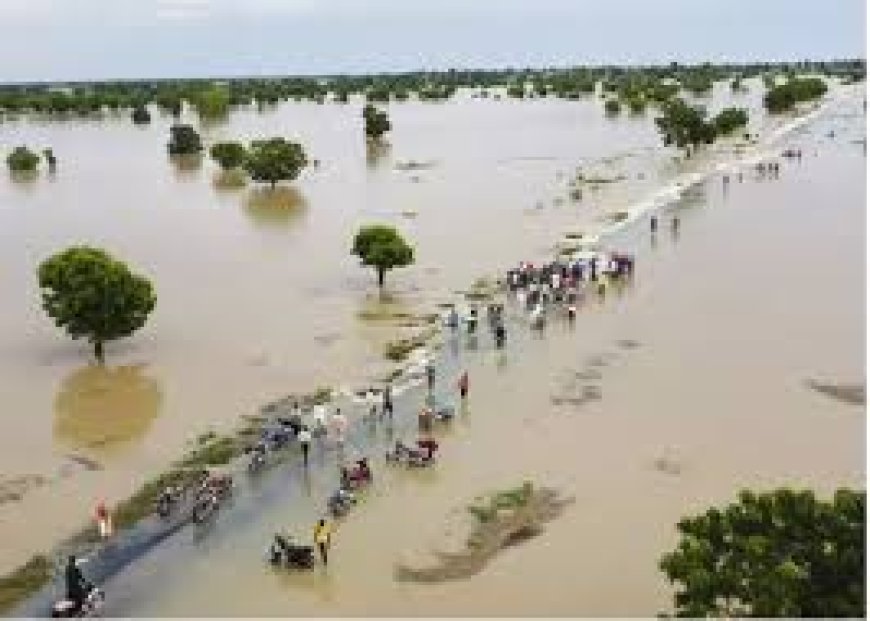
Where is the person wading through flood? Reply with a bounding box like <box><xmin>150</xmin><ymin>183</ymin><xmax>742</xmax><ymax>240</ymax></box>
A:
<box><xmin>382</xmin><ymin>383</ymin><xmax>394</xmax><ymax>418</ymax></box>
<box><xmin>313</xmin><ymin>518</ymin><xmax>332</xmax><ymax>566</ymax></box>
<box><xmin>458</xmin><ymin>371</ymin><xmax>469</xmax><ymax>401</ymax></box>
<box><xmin>297</xmin><ymin>425</ymin><xmax>312</xmax><ymax>467</ymax></box>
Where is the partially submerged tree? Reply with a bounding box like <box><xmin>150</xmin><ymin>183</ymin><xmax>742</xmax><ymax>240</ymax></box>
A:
<box><xmin>42</xmin><ymin>148</ymin><xmax>57</xmax><ymax>172</ymax></box>
<box><xmin>604</xmin><ymin>98</ymin><xmax>621</xmax><ymax>115</ymax></box>
<box><xmin>209</xmin><ymin>141</ymin><xmax>247</xmax><ymax>171</ymax></box>
<box><xmin>660</xmin><ymin>488</ymin><xmax>865</xmax><ymax>617</ymax></box>
<box><xmin>167</xmin><ymin>124</ymin><xmax>203</xmax><ymax>156</ymax></box>
<box><xmin>37</xmin><ymin>246</ymin><xmax>156</xmax><ymax>363</ymax></box>
<box><xmin>712</xmin><ymin>107</ymin><xmax>749</xmax><ymax>135</ymax></box>
<box><xmin>363</xmin><ymin>104</ymin><xmax>391</xmax><ymax>140</ymax></box>
<box><xmin>132</xmin><ymin>104</ymin><xmax>151</xmax><ymax>125</ymax></box>
<box><xmin>351</xmin><ymin>225</ymin><xmax>414</xmax><ymax>288</ymax></box>
<box><xmin>655</xmin><ymin>99</ymin><xmax>716</xmax><ymax>154</ymax></box>
<box><xmin>243</xmin><ymin>137</ymin><xmax>307</xmax><ymax>188</ymax></box>
<box><xmin>7</xmin><ymin>146</ymin><xmax>40</xmax><ymax>173</ymax></box>
<box><xmin>764</xmin><ymin>77</ymin><xmax>828</xmax><ymax>113</ymax></box>
<box><xmin>192</xmin><ymin>85</ymin><xmax>230</xmax><ymax>119</ymax></box>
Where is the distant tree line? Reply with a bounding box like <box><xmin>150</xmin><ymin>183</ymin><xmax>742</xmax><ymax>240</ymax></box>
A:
<box><xmin>0</xmin><ymin>59</ymin><xmax>861</xmax><ymax>117</ymax></box>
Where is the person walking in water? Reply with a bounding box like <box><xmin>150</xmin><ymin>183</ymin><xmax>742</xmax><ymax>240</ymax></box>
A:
<box><xmin>95</xmin><ymin>501</ymin><xmax>112</xmax><ymax>540</ymax></box>
<box><xmin>426</xmin><ymin>363</ymin><xmax>436</xmax><ymax>393</ymax></box>
<box><xmin>383</xmin><ymin>383</ymin><xmax>393</xmax><ymax>418</ymax></box>
<box><xmin>458</xmin><ymin>371</ymin><xmax>469</xmax><ymax>400</ymax></box>
<box><xmin>297</xmin><ymin>426</ymin><xmax>312</xmax><ymax>467</ymax></box>
<box><xmin>650</xmin><ymin>215</ymin><xmax>658</xmax><ymax>233</ymax></box>
<box><xmin>313</xmin><ymin>518</ymin><xmax>332</xmax><ymax>566</ymax></box>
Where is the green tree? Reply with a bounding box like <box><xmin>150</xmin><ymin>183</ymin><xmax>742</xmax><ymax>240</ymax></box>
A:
<box><xmin>243</xmin><ymin>137</ymin><xmax>307</xmax><ymax>188</ymax></box>
<box><xmin>604</xmin><ymin>98</ymin><xmax>621</xmax><ymax>115</ymax></box>
<box><xmin>7</xmin><ymin>146</ymin><xmax>40</xmax><ymax>173</ymax></box>
<box><xmin>132</xmin><ymin>104</ymin><xmax>151</xmax><ymax>125</ymax></box>
<box><xmin>363</xmin><ymin>104</ymin><xmax>391</xmax><ymax>140</ymax></box>
<box><xmin>712</xmin><ymin>107</ymin><xmax>749</xmax><ymax>135</ymax></box>
<box><xmin>37</xmin><ymin>246</ymin><xmax>156</xmax><ymax>363</ymax></box>
<box><xmin>167</xmin><ymin>125</ymin><xmax>203</xmax><ymax>156</ymax></box>
<box><xmin>192</xmin><ymin>85</ymin><xmax>230</xmax><ymax>119</ymax></box>
<box><xmin>209</xmin><ymin>141</ymin><xmax>247</xmax><ymax>171</ymax></box>
<box><xmin>351</xmin><ymin>225</ymin><xmax>414</xmax><ymax>288</ymax></box>
<box><xmin>764</xmin><ymin>77</ymin><xmax>828</xmax><ymax>113</ymax></box>
<box><xmin>655</xmin><ymin>99</ymin><xmax>715</xmax><ymax>153</ymax></box>
<box><xmin>660</xmin><ymin>488</ymin><xmax>865</xmax><ymax>617</ymax></box>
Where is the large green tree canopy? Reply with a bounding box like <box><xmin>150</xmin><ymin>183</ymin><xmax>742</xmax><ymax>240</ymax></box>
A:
<box><xmin>363</xmin><ymin>104</ymin><xmax>391</xmax><ymax>140</ymax></box>
<box><xmin>351</xmin><ymin>225</ymin><xmax>414</xmax><ymax>288</ymax></box>
<box><xmin>243</xmin><ymin>137</ymin><xmax>307</xmax><ymax>187</ymax></box>
<box><xmin>167</xmin><ymin>124</ymin><xmax>203</xmax><ymax>156</ymax></box>
<box><xmin>38</xmin><ymin>246</ymin><xmax>156</xmax><ymax>363</ymax></box>
<box><xmin>660</xmin><ymin>488</ymin><xmax>865</xmax><ymax>618</ymax></box>
<box><xmin>209</xmin><ymin>141</ymin><xmax>247</xmax><ymax>171</ymax></box>
<box><xmin>7</xmin><ymin>146</ymin><xmax>40</xmax><ymax>173</ymax></box>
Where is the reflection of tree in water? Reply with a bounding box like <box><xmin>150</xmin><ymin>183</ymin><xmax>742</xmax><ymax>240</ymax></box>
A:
<box><xmin>54</xmin><ymin>364</ymin><xmax>162</xmax><ymax>454</ymax></box>
<box><xmin>244</xmin><ymin>186</ymin><xmax>308</xmax><ymax>228</ymax></box>
<box><xmin>170</xmin><ymin>153</ymin><xmax>203</xmax><ymax>180</ymax></box>
<box><xmin>366</xmin><ymin>139</ymin><xmax>390</xmax><ymax>169</ymax></box>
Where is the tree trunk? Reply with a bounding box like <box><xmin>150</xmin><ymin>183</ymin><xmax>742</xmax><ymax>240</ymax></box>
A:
<box><xmin>377</xmin><ymin>267</ymin><xmax>386</xmax><ymax>288</ymax></box>
<box><xmin>94</xmin><ymin>340</ymin><xmax>105</xmax><ymax>364</ymax></box>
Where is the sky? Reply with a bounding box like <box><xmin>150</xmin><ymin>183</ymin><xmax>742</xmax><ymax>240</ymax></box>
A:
<box><xmin>0</xmin><ymin>0</ymin><xmax>865</xmax><ymax>82</ymax></box>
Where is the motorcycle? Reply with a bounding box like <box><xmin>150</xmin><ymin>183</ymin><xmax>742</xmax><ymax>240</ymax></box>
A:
<box><xmin>247</xmin><ymin>446</ymin><xmax>267</xmax><ymax>474</ymax></box>
<box><xmin>385</xmin><ymin>439</ymin><xmax>438</xmax><ymax>467</ymax></box>
<box><xmin>154</xmin><ymin>485</ymin><xmax>183</xmax><ymax>519</ymax></box>
<box><xmin>267</xmin><ymin>534</ymin><xmax>315</xmax><ymax>570</ymax></box>
<box><xmin>340</xmin><ymin>458</ymin><xmax>372</xmax><ymax>491</ymax></box>
<box><xmin>327</xmin><ymin>488</ymin><xmax>356</xmax><ymax>517</ymax></box>
<box><xmin>51</xmin><ymin>585</ymin><xmax>104</xmax><ymax>618</ymax></box>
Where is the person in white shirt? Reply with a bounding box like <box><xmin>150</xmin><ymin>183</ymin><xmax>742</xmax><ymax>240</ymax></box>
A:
<box><xmin>297</xmin><ymin>426</ymin><xmax>312</xmax><ymax>466</ymax></box>
<box><xmin>312</xmin><ymin>405</ymin><xmax>327</xmax><ymax>437</ymax></box>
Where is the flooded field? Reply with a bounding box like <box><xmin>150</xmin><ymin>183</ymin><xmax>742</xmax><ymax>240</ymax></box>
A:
<box><xmin>0</xmin><ymin>77</ymin><xmax>864</xmax><ymax>611</ymax></box>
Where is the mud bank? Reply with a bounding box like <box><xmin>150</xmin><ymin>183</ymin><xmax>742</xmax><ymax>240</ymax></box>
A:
<box><xmin>395</xmin><ymin>483</ymin><xmax>573</xmax><ymax>583</ymax></box>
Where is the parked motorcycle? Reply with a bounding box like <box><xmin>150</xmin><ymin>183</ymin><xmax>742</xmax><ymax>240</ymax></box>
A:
<box><xmin>267</xmin><ymin>534</ymin><xmax>315</xmax><ymax>570</ymax></box>
<box><xmin>51</xmin><ymin>585</ymin><xmax>104</xmax><ymax>618</ymax></box>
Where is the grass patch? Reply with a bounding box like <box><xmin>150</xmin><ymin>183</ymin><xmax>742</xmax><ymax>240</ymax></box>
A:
<box><xmin>0</xmin><ymin>555</ymin><xmax>51</xmax><ymax>614</ymax></box>
<box><xmin>174</xmin><ymin>436</ymin><xmax>238</xmax><ymax>469</ymax></box>
<box><xmin>467</xmin><ymin>481</ymin><xmax>534</xmax><ymax>524</ymax></box>
<box><xmin>113</xmin><ymin>468</ymin><xmax>204</xmax><ymax>530</ymax></box>
<box><xmin>196</xmin><ymin>430</ymin><xmax>217</xmax><ymax>445</ymax></box>
<box><xmin>305</xmin><ymin>387</ymin><xmax>333</xmax><ymax>406</ymax></box>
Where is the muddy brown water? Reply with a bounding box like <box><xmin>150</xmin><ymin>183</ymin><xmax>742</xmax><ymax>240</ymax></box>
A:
<box><xmin>0</xmin><ymin>81</ymin><xmax>865</xmax><ymax>614</ymax></box>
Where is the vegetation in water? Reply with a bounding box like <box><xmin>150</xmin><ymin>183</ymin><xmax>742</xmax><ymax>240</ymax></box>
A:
<box><xmin>174</xmin><ymin>435</ymin><xmax>238</xmax><ymax>468</ymax></box>
<box><xmin>167</xmin><ymin>124</ymin><xmax>203</xmax><ymax>156</ymax></box>
<box><xmin>243</xmin><ymin>137</ymin><xmax>307</xmax><ymax>188</ymax></box>
<box><xmin>0</xmin><ymin>61</ymin><xmax>860</xmax><ymax>118</ymax></box>
<box><xmin>660</xmin><ymin>488</ymin><xmax>865</xmax><ymax>617</ymax></box>
<box><xmin>37</xmin><ymin>246</ymin><xmax>156</xmax><ymax>363</ymax></box>
<box><xmin>363</xmin><ymin>104</ymin><xmax>391</xmax><ymax>140</ymax></box>
<box><xmin>6</xmin><ymin>146</ymin><xmax>40</xmax><ymax>173</ymax></box>
<box><xmin>0</xmin><ymin>555</ymin><xmax>51</xmax><ymax>614</ymax></box>
<box><xmin>209</xmin><ymin>141</ymin><xmax>247</xmax><ymax>171</ymax></box>
<box><xmin>764</xmin><ymin>77</ymin><xmax>828</xmax><ymax>113</ymax></box>
<box><xmin>131</xmin><ymin>104</ymin><xmax>151</xmax><ymax>125</ymax></box>
<box><xmin>352</xmin><ymin>225</ymin><xmax>415</xmax><ymax>288</ymax></box>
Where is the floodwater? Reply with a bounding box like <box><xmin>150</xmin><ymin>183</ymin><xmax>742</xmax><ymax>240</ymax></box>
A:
<box><xmin>0</xmin><ymin>77</ymin><xmax>864</xmax><ymax>609</ymax></box>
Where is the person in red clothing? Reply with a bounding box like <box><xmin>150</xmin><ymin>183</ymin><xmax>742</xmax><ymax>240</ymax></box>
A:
<box><xmin>458</xmin><ymin>371</ymin><xmax>469</xmax><ymax>400</ymax></box>
<box><xmin>95</xmin><ymin>501</ymin><xmax>112</xmax><ymax>539</ymax></box>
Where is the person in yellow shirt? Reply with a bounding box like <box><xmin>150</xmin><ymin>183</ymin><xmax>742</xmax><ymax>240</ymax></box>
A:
<box><xmin>313</xmin><ymin>519</ymin><xmax>332</xmax><ymax>566</ymax></box>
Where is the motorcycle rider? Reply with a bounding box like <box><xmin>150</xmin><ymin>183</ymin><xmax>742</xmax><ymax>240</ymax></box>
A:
<box><xmin>65</xmin><ymin>556</ymin><xmax>90</xmax><ymax>610</ymax></box>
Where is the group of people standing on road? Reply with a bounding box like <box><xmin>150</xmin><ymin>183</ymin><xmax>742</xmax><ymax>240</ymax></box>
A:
<box><xmin>505</xmin><ymin>252</ymin><xmax>636</xmax><ymax>327</ymax></box>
